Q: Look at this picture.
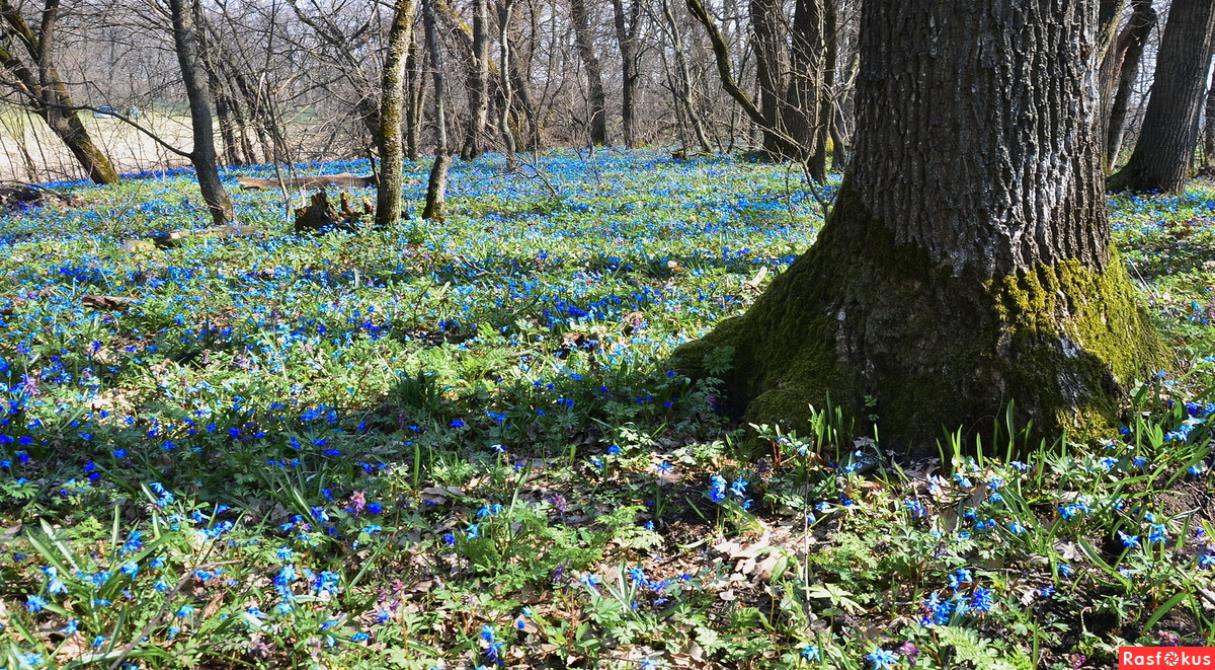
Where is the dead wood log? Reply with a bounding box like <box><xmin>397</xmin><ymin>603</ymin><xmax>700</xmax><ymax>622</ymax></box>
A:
<box><xmin>83</xmin><ymin>295</ymin><xmax>137</xmax><ymax>311</ymax></box>
<box><xmin>236</xmin><ymin>173</ymin><xmax>379</xmax><ymax>191</ymax></box>
<box><xmin>150</xmin><ymin>225</ymin><xmax>260</xmax><ymax>248</ymax></box>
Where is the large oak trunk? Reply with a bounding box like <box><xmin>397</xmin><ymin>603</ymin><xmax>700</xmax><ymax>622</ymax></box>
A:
<box><xmin>1109</xmin><ymin>0</ymin><xmax>1215</xmax><ymax>192</ymax></box>
<box><xmin>675</xmin><ymin>0</ymin><xmax>1163</xmax><ymax>452</ymax></box>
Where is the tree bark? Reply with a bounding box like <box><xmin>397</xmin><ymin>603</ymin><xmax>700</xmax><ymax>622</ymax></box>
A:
<box><xmin>423</xmin><ymin>0</ymin><xmax>451</xmax><ymax>222</ymax></box>
<box><xmin>569</xmin><ymin>0</ymin><xmax>607</xmax><ymax>145</ymax></box>
<box><xmin>675</xmin><ymin>0</ymin><xmax>1163</xmax><ymax>451</ymax></box>
<box><xmin>497</xmin><ymin>0</ymin><xmax>519</xmax><ymax>167</ymax></box>
<box><xmin>168</xmin><ymin>0</ymin><xmax>234</xmax><ymax>225</ymax></box>
<box><xmin>610</xmin><ymin>0</ymin><xmax>642</xmax><ymax>148</ymax></box>
<box><xmin>751</xmin><ymin>0</ymin><xmax>788</xmax><ymax>157</ymax></box>
<box><xmin>1109</xmin><ymin>0</ymin><xmax>1215</xmax><ymax>192</ymax></box>
<box><xmin>406</xmin><ymin>31</ymin><xmax>427</xmax><ymax>162</ymax></box>
<box><xmin>461</xmin><ymin>0</ymin><xmax>491</xmax><ymax>159</ymax></box>
<box><xmin>375</xmin><ymin>0</ymin><xmax>418</xmax><ymax>227</ymax></box>
<box><xmin>1105</xmin><ymin>0</ymin><xmax>1157</xmax><ymax>168</ymax></box>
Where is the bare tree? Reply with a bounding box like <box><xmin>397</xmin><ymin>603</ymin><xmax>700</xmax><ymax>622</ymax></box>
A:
<box><xmin>375</xmin><ymin>0</ymin><xmax>418</xmax><ymax>227</ymax></box>
<box><xmin>1104</xmin><ymin>0</ymin><xmax>1157</xmax><ymax>168</ymax></box>
<box><xmin>610</xmin><ymin>0</ymin><xmax>642</xmax><ymax>148</ymax></box>
<box><xmin>167</xmin><ymin>0</ymin><xmax>234</xmax><ymax>224</ymax></box>
<box><xmin>1110</xmin><ymin>0</ymin><xmax>1215</xmax><ymax>192</ymax></box>
<box><xmin>422</xmin><ymin>0</ymin><xmax>450</xmax><ymax>221</ymax></box>
<box><xmin>569</xmin><ymin>0</ymin><xmax>606</xmax><ymax>145</ymax></box>
<box><xmin>496</xmin><ymin>0</ymin><xmax>518</xmax><ymax>166</ymax></box>
<box><xmin>0</xmin><ymin>0</ymin><xmax>119</xmax><ymax>184</ymax></box>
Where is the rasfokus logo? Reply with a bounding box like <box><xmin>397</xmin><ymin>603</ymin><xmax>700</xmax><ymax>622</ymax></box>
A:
<box><xmin>1119</xmin><ymin>648</ymin><xmax>1215</xmax><ymax>669</ymax></box>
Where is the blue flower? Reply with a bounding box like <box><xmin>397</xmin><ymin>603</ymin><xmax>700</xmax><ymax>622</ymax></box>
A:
<box><xmin>970</xmin><ymin>586</ymin><xmax>994</xmax><ymax>613</ymax></box>
<box><xmin>25</xmin><ymin>594</ymin><xmax>47</xmax><ymax>613</ymax></box>
<box><xmin>708</xmin><ymin>475</ymin><xmax>727</xmax><ymax>504</ymax></box>
<box><xmin>866</xmin><ymin>648</ymin><xmax>899</xmax><ymax>669</ymax></box>
<box><xmin>580</xmin><ymin>573</ymin><xmax>602</xmax><ymax>590</ymax></box>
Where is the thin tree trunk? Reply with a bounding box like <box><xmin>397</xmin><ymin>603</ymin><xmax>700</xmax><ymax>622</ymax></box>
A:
<box><xmin>406</xmin><ymin>31</ymin><xmax>427</xmax><ymax>162</ymax></box>
<box><xmin>611</xmin><ymin>0</ymin><xmax>641</xmax><ymax>148</ymax></box>
<box><xmin>662</xmin><ymin>0</ymin><xmax>712</xmax><ymax>153</ymax></box>
<box><xmin>375</xmin><ymin>0</ymin><xmax>418</xmax><ymax>227</ymax></box>
<box><xmin>168</xmin><ymin>0</ymin><xmax>234</xmax><ymax>225</ymax></box>
<box><xmin>686</xmin><ymin>0</ymin><xmax>804</xmax><ymax>160</ymax></box>
<box><xmin>1105</xmin><ymin>0</ymin><xmax>1157</xmax><ymax>168</ymax></box>
<box><xmin>461</xmin><ymin>0</ymin><xmax>491</xmax><ymax>159</ymax></box>
<box><xmin>423</xmin><ymin>0</ymin><xmax>451</xmax><ymax>222</ymax></box>
<box><xmin>751</xmin><ymin>0</ymin><xmax>788</xmax><ymax>157</ymax></box>
<box><xmin>676</xmin><ymin>0</ymin><xmax>1162</xmax><ymax>450</ymax></box>
<box><xmin>787</xmin><ymin>0</ymin><xmax>833</xmax><ymax>179</ymax></box>
<box><xmin>497</xmin><ymin>0</ymin><xmax>518</xmax><ymax>167</ymax></box>
<box><xmin>1110</xmin><ymin>0</ymin><xmax>1215</xmax><ymax>192</ymax></box>
<box><xmin>201</xmin><ymin>46</ymin><xmax>243</xmax><ymax>167</ymax></box>
<box><xmin>569</xmin><ymin>0</ymin><xmax>607</xmax><ymax>145</ymax></box>
<box><xmin>1205</xmin><ymin>63</ymin><xmax>1215</xmax><ymax>168</ymax></box>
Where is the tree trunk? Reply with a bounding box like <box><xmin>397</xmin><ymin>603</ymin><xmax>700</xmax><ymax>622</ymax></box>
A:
<box><xmin>786</xmin><ymin>0</ymin><xmax>834</xmax><ymax>179</ymax></box>
<box><xmin>751</xmin><ymin>0</ymin><xmax>788</xmax><ymax>157</ymax></box>
<box><xmin>45</xmin><ymin>113</ymin><xmax>120</xmax><ymax>185</ymax></box>
<box><xmin>569</xmin><ymin>0</ymin><xmax>607</xmax><ymax>145</ymax></box>
<box><xmin>423</xmin><ymin>0</ymin><xmax>451</xmax><ymax>222</ymax></box>
<box><xmin>200</xmin><ymin>37</ymin><xmax>244</xmax><ymax>167</ymax></box>
<box><xmin>506</xmin><ymin>30</ymin><xmax>540</xmax><ymax>150</ymax></box>
<box><xmin>674</xmin><ymin>0</ymin><xmax>1163</xmax><ymax>451</ymax></box>
<box><xmin>661</xmin><ymin>0</ymin><xmax>712</xmax><ymax>154</ymax></box>
<box><xmin>1109</xmin><ymin>0</ymin><xmax>1215</xmax><ymax>192</ymax></box>
<box><xmin>497</xmin><ymin>0</ymin><xmax>519</xmax><ymax>167</ymax></box>
<box><xmin>1205</xmin><ymin>64</ymin><xmax>1215</xmax><ymax>167</ymax></box>
<box><xmin>686</xmin><ymin>0</ymin><xmax>805</xmax><ymax>161</ymax></box>
<box><xmin>406</xmin><ymin>31</ymin><xmax>427</xmax><ymax>162</ymax></box>
<box><xmin>375</xmin><ymin>0</ymin><xmax>418</xmax><ymax>227</ymax></box>
<box><xmin>0</xmin><ymin>0</ymin><xmax>119</xmax><ymax>185</ymax></box>
<box><xmin>168</xmin><ymin>0</ymin><xmax>234</xmax><ymax>225</ymax></box>
<box><xmin>1105</xmin><ymin>0</ymin><xmax>1157</xmax><ymax>168</ymax></box>
<box><xmin>461</xmin><ymin>0</ymin><xmax>491</xmax><ymax>160</ymax></box>
<box><xmin>611</xmin><ymin>0</ymin><xmax>641</xmax><ymax>148</ymax></box>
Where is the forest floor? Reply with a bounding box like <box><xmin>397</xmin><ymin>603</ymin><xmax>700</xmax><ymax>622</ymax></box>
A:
<box><xmin>0</xmin><ymin>150</ymin><xmax>1212</xmax><ymax>669</ymax></box>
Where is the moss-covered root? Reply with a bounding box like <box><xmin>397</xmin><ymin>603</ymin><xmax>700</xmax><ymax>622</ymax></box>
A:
<box><xmin>671</xmin><ymin>187</ymin><xmax>1167</xmax><ymax>455</ymax></box>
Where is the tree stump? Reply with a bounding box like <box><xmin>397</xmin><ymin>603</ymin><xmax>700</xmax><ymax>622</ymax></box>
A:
<box><xmin>293</xmin><ymin>190</ymin><xmax>372</xmax><ymax>234</ymax></box>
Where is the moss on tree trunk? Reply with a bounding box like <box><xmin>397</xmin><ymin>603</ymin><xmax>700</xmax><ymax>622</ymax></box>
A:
<box><xmin>673</xmin><ymin>181</ymin><xmax>1165</xmax><ymax>452</ymax></box>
